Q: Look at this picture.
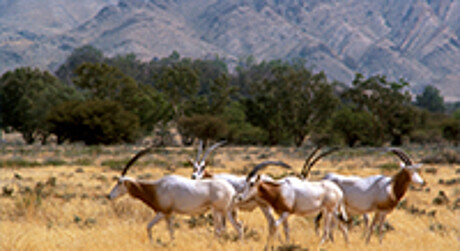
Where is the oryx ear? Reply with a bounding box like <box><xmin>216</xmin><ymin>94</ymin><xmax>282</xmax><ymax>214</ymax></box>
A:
<box><xmin>399</xmin><ymin>162</ymin><xmax>406</xmax><ymax>168</ymax></box>
<box><xmin>189</xmin><ymin>158</ymin><xmax>196</xmax><ymax>166</ymax></box>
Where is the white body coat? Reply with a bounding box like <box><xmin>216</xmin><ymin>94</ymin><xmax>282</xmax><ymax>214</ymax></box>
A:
<box><xmin>109</xmin><ymin>175</ymin><xmax>242</xmax><ymax>241</ymax></box>
<box><xmin>237</xmin><ymin>175</ymin><xmax>348</xmax><ymax>248</ymax></box>
<box><xmin>322</xmin><ymin>160</ymin><xmax>425</xmax><ymax>243</ymax></box>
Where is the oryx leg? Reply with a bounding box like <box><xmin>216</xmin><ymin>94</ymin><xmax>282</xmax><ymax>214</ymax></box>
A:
<box><xmin>328</xmin><ymin>216</ymin><xmax>335</xmax><ymax>242</ymax></box>
<box><xmin>320</xmin><ymin>210</ymin><xmax>332</xmax><ymax>245</ymax></box>
<box><xmin>274</xmin><ymin>212</ymin><xmax>290</xmax><ymax>243</ymax></box>
<box><xmin>165</xmin><ymin>215</ymin><xmax>175</xmax><ymax>241</ymax></box>
<box><xmin>227</xmin><ymin>209</ymin><xmax>243</xmax><ymax>239</ymax></box>
<box><xmin>363</xmin><ymin>213</ymin><xmax>369</xmax><ymax>229</ymax></box>
<box><xmin>314</xmin><ymin>212</ymin><xmax>322</xmax><ymax>236</ymax></box>
<box><xmin>366</xmin><ymin>212</ymin><xmax>380</xmax><ymax>244</ymax></box>
<box><xmin>260</xmin><ymin>206</ymin><xmax>276</xmax><ymax>231</ymax></box>
<box><xmin>147</xmin><ymin>213</ymin><xmax>165</xmax><ymax>242</ymax></box>
<box><xmin>212</xmin><ymin>209</ymin><xmax>220</xmax><ymax>236</ymax></box>
<box><xmin>282</xmin><ymin>218</ymin><xmax>290</xmax><ymax>243</ymax></box>
<box><xmin>333</xmin><ymin>214</ymin><xmax>349</xmax><ymax>243</ymax></box>
<box><xmin>377</xmin><ymin>213</ymin><xmax>387</xmax><ymax>243</ymax></box>
<box><xmin>231</xmin><ymin>209</ymin><xmax>239</xmax><ymax>227</ymax></box>
<box><xmin>361</xmin><ymin>213</ymin><xmax>369</xmax><ymax>238</ymax></box>
<box><xmin>260</xmin><ymin>206</ymin><xmax>285</xmax><ymax>242</ymax></box>
<box><xmin>264</xmin><ymin>212</ymin><xmax>289</xmax><ymax>250</ymax></box>
<box><xmin>215</xmin><ymin>209</ymin><xmax>229</xmax><ymax>236</ymax></box>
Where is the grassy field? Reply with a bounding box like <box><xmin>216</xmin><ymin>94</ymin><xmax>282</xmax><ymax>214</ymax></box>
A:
<box><xmin>0</xmin><ymin>144</ymin><xmax>459</xmax><ymax>251</ymax></box>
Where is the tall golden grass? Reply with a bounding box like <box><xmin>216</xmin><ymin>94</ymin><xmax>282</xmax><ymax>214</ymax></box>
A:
<box><xmin>0</xmin><ymin>146</ymin><xmax>459</xmax><ymax>250</ymax></box>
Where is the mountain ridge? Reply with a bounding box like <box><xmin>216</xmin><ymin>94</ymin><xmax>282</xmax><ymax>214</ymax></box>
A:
<box><xmin>1</xmin><ymin>0</ymin><xmax>459</xmax><ymax>100</ymax></box>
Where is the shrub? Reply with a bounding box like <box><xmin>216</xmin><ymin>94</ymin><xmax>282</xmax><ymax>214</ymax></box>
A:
<box><xmin>422</xmin><ymin>149</ymin><xmax>460</xmax><ymax>164</ymax></box>
<box><xmin>47</xmin><ymin>100</ymin><xmax>140</xmax><ymax>145</ymax></box>
<box><xmin>178</xmin><ymin>114</ymin><xmax>227</xmax><ymax>144</ymax></box>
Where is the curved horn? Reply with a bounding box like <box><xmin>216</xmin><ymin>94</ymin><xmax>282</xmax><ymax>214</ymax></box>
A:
<box><xmin>196</xmin><ymin>140</ymin><xmax>204</xmax><ymax>162</ymax></box>
<box><xmin>202</xmin><ymin>140</ymin><xmax>227</xmax><ymax>162</ymax></box>
<box><xmin>388</xmin><ymin>148</ymin><xmax>413</xmax><ymax>165</ymax></box>
<box><xmin>302</xmin><ymin>147</ymin><xmax>339</xmax><ymax>179</ymax></box>
<box><xmin>247</xmin><ymin>160</ymin><xmax>292</xmax><ymax>180</ymax></box>
<box><xmin>300</xmin><ymin>146</ymin><xmax>321</xmax><ymax>179</ymax></box>
<box><xmin>121</xmin><ymin>145</ymin><xmax>155</xmax><ymax>176</ymax></box>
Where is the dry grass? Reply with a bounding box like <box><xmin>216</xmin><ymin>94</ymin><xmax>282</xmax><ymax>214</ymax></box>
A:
<box><xmin>0</xmin><ymin>145</ymin><xmax>459</xmax><ymax>251</ymax></box>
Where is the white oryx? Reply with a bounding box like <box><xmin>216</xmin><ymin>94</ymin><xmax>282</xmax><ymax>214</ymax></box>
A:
<box><xmin>189</xmin><ymin>140</ymin><xmax>292</xmax><ymax>239</ymax></box>
<box><xmin>236</xmin><ymin>147</ymin><xmax>348</xmax><ymax>249</ymax></box>
<box><xmin>317</xmin><ymin>148</ymin><xmax>426</xmax><ymax>243</ymax></box>
<box><xmin>108</xmin><ymin>146</ymin><xmax>242</xmax><ymax>241</ymax></box>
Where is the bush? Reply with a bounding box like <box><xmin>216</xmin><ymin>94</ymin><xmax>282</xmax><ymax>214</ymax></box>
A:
<box><xmin>331</xmin><ymin>107</ymin><xmax>375</xmax><ymax>147</ymax></box>
<box><xmin>422</xmin><ymin>149</ymin><xmax>460</xmax><ymax>164</ymax></box>
<box><xmin>178</xmin><ymin>114</ymin><xmax>227</xmax><ymax>144</ymax></box>
<box><xmin>220</xmin><ymin>101</ymin><xmax>267</xmax><ymax>145</ymax></box>
<box><xmin>47</xmin><ymin>100</ymin><xmax>140</xmax><ymax>145</ymax></box>
<box><xmin>410</xmin><ymin>129</ymin><xmax>444</xmax><ymax>145</ymax></box>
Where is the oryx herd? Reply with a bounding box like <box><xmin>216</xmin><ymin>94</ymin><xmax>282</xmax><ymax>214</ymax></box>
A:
<box><xmin>108</xmin><ymin>142</ymin><xmax>425</xmax><ymax>249</ymax></box>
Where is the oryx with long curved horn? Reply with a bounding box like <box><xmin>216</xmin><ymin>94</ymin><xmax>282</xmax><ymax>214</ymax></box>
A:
<box><xmin>318</xmin><ymin>148</ymin><xmax>426</xmax><ymax>243</ymax></box>
<box><xmin>236</xmin><ymin>147</ymin><xmax>348</xmax><ymax>249</ymax></box>
<box><xmin>189</xmin><ymin>140</ymin><xmax>293</xmax><ymax>240</ymax></box>
<box><xmin>190</xmin><ymin>140</ymin><xmax>227</xmax><ymax>180</ymax></box>
<box><xmin>108</xmin><ymin>145</ymin><xmax>242</xmax><ymax>241</ymax></box>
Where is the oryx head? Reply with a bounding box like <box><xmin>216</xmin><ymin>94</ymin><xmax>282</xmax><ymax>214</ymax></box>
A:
<box><xmin>109</xmin><ymin>176</ymin><xmax>135</xmax><ymax>199</ymax></box>
<box><xmin>190</xmin><ymin>140</ymin><xmax>226</xmax><ymax>179</ymax></box>
<box><xmin>389</xmin><ymin>148</ymin><xmax>425</xmax><ymax>186</ymax></box>
<box><xmin>236</xmin><ymin>161</ymin><xmax>292</xmax><ymax>203</ymax></box>
<box><xmin>108</xmin><ymin>146</ymin><xmax>153</xmax><ymax>199</ymax></box>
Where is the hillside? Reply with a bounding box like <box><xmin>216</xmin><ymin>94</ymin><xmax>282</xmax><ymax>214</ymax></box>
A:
<box><xmin>1</xmin><ymin>0</ymin><xmax>460</xmax><ymax>100</ymax></box>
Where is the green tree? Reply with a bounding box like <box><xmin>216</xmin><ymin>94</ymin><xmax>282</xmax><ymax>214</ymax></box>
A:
<box><xmin>243</xmin><ymin>60</ymin><xmax>337</xmax><ymax>145</ymax></box>
<box><xmin>155</xmin><ymin>63</ymin><xmax>199</xmax><ymax>118</ymax></box>
<box><xmin>116</xmin><ymin>83</ymin><xmax>173</xmax><ymax>133</ymax></box>
<box><xmin>279</xmin><ymin>69</ymin><xmax>338</xmax><ymax>146</ymax></box>
<box><xmin>73</xmin><ymin>62</ymin><xmax>173</xmax><ymax>132</ymax></box>
<box><xmin>342</xmin><ymin>74</ymin><xmax>417</xmax><ymax>146</ymax></box>
<box><xmin>47</xmin><ymin>100</ymin><xmax>139</xmax><ymax>145</ymax></box>
<box><xmin>220</xmin><ymin>102</ymin><xmax>266</xmax><ymax>144</ymax></box>
<box><xmin>442</xmin><ymin>119</ymin><xmax>460</xmax><ymax>146</ymax></box>
<box><xmin>331</xmin><ymin>106</ymin><xmax>375</xmax><ymax>146</ymax></box>
<box><xmin>55</xmin><ymin>45</ymin><xmax>104</xmax><ymax>85</ymax></box>
<box><xmin>73</xmin><ymin>62</ymin><xmax>137</xmax><ymax>100</ymax></box>
<box><xmin>105</xmin><ymin>53</ymin><xmax>149</xmax><ymax>85</ymax></box>
<box><xmin>415</xmin><ymin>85</ymin><xmax>445</xmax><ymax>113</ymax></box>
<box><xmin>182</xmin><ymin>73</ymin><xmax>236</xmax><ymax>116</ymax></box>
<box><xmin>0</xmin><ymin>67</ymin><xmax>81</xmax><ymax>144</ymax></box>
<box><xmin>177</xmin><ymin>115</ymin><xmax>227</xmax><ymax>145</ymax></box>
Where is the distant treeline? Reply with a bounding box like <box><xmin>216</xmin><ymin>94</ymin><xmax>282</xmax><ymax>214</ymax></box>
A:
<box><xmin>1</xmin><ymin>45</ymin><xmax>459</xmax><ymax>146</ymax></box>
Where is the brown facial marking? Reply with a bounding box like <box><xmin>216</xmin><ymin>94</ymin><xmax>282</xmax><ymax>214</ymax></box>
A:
<box><xmin>124</xmin><ymin>180</ymin><xmax>166</xmax><ymax>213</ymax></box>
<box><xmin>257</xmin><ymin>181</ymin><xmax>292</xmax><ymax>214</ymax></box>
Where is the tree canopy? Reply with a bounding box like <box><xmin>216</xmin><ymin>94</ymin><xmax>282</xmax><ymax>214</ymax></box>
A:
<box><xmin>0</xmin><ymin>67</ymin><xmax>80</xmax><ymax>143</ymax></box>
<box><xmin>0</xmin><ymin>47</ymin><xmax>454</xmax><ymax>146</ymax></box>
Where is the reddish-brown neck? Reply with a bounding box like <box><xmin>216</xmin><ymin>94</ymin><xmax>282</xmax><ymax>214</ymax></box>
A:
<box><xmin>257</xmin><ymin>181</ymin><xmax>291</xmax><ymax>214</ymax></box>
<box><xmin>392</xmin><ymin>169</ymin><xmax>411</xmax><ymax>201</ymax></box>
<box><xmin>124</xmin><ymin>180</ymin><xmax>162</xmax><ymax>212</ymax></box>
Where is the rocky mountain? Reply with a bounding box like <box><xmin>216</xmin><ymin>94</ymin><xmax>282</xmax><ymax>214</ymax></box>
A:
<box><xmin>1</xmin><ymin>0</ymin><xmax>460</xmax><ymax>100</ymax></box>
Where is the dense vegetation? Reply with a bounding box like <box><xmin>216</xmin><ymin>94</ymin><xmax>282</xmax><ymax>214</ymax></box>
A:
<box><xmin>1</xmin><ymin>46</ymin><xmax>459</xmax><ymax>146</ymax></box>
